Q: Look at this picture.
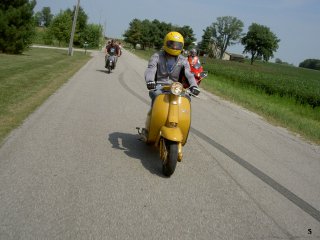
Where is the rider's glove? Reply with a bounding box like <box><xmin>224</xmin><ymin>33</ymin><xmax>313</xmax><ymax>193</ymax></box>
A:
<box><xmin>190</xmin><ymin>86</ymin><xmax>200</xmax><ymax>96</ymax></box>
<box><xmin>147</xmin><ymin>81</ymin><xmax>156</xmax><ymax>90</ymax></box>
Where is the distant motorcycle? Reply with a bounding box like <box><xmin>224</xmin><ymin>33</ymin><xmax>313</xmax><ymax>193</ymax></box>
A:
<box><xmin>105</xmin><ymin>54</ymin><xmax>116</xmax><ymax>73</ymax></box>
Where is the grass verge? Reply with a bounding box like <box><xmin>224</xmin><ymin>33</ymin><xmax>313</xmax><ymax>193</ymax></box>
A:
<box><xmin>0</xmin><ymin>47</ymin><xmax>91</xmax><ymax>144</ymax></box>
<box><xmin>202</xmin><ymin>75</ymin><xmax>320</xmax><ymax>144</ymax></box>
<box><xmin>124</xmin><ymin>47</ymin><xmax>156</xmax><ymax>61</ymax></box>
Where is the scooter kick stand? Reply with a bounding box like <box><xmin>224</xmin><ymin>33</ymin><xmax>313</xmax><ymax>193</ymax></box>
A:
<box><xmin>136</xmin><ymin>127</ymin><xmax>148</xmax><ymax>142</ymax></box>
<box><xmin>136</xmin><ymin>127</ymin><xmax>142</xmax><ymax>135</ymax></box>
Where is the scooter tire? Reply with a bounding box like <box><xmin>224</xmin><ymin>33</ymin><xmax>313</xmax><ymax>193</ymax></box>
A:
<box><xmin>162</xmin><ymin>140</ymin><xmax>178</xmax><ymax>177</ymax></box>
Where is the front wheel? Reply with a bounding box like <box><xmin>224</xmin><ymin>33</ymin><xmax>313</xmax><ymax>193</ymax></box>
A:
<box><xmin>162</xmin><ymin>140</ymin><xmax>178</xmax><ymax>177</ymax></box>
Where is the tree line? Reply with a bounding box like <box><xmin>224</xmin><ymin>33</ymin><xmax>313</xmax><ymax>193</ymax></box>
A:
<box><xmin>123</xmin><ymin>16</ymin><xmax>281</xmax><ymax>65</ymax></box>
<box><xmin>0</xmin><ymin>0</ymin><xmax>103</xmax><ymax>54</ymax></box>
<box><xmin>199</xmin><ymin>18</ymin><xmax>281</xmax><ymax>65</ymax></box>
<box><xmin>34</xmin><ymin>5</ymin><xmax>103</xmax><ymax>49</ymax></box>
<box><xmin>299</xmin><ymin>59</ymin><xmax>320</xmax><ymax>71</ymax></box>
<box><xmin>122</xmin><ymin>16</ymin><xmax>318</xmax><ymax>69</ymax></box>
<box><xmin>123</xmin><ymin>19</ymin><xmax>196</xmax><ymax>51</ymax></box>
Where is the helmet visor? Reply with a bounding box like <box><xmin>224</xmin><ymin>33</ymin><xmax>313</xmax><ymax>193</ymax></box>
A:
<box><xmin>166</xmin><ymin>41</ymin><xmax>183</xmax><ymax>50</ymax></box>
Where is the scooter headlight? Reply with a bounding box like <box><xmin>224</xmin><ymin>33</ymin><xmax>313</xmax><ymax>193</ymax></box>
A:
<box><xmin>171</xmin><ymin>82</ymin><xmax>183</xmax><ymax>96</ymax></box>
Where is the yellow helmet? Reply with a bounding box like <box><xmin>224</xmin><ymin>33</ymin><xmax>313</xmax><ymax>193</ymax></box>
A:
<box><xmin>163</xmin><ymin>31</ymin><xmax>184</xmax><ymax>56</ymax></box>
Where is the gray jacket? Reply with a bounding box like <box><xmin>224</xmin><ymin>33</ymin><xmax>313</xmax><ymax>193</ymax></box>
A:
<box><xmin>144</xmin><ymin>51</ymin><xmax>197</xmax><ymax>88</ymax></box>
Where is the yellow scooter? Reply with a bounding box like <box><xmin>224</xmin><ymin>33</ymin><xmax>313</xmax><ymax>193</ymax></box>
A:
<box><xmin>137</xmin><ymin>82</ymin><xmax>194</xmax><ymax>177</ymax></box>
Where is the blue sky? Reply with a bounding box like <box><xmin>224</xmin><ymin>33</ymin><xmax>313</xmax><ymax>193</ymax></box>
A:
<box><xmin>34</xmin><ymin>0</ymin><xmax>320</xmax><ymax>66</ymax></box>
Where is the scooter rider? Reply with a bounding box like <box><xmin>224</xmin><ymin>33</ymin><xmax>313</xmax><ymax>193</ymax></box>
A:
<box><xmin>188</xmin><ymin>48</ymin><xmax>201</xmax><ymax>67</ymax></box>
<box><xmin>189</xmin><ymin>48</ymin><xmax>197</xmax><ymax>57</ymax></box>
<box><xmin>144</xmin><ymin>31</ymin><xmax>200</xmax><ymax>102</ymax></box>
<box><xmin>105</xmin><ymin>39</ymin><xmax>120</xmax><ymax>68</ymax></box>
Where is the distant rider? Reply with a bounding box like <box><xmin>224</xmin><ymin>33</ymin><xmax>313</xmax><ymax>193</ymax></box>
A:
<box><xmin>117</xmin><ymin>41</ymin><xmax>123</xmax><ymax>56</ymax></box>
<box><xmin>188</xmin><ymin>48</ymin><xmax>201</xmax><ymax>67</ymax></box>
<box><xmin>105</xmin><ymin>39</ymin><xmax>121</xmax><ymax>68</ymax></box>
<box><xmin>144</xmin><ymin>31</ymin><xmax>200</xmax><ymax>103</ymax></box>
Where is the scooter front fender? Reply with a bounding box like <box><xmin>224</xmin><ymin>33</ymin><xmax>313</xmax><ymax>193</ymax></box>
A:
<box><xmin>157</xmin><ymin>126</ymin><xmax>183</xmax><ymax>144</ymax></box>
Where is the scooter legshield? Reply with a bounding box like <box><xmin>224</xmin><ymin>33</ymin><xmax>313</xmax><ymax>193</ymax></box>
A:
<box><xmin>146</xmin><ymin>93</ymin><xmax>191</xmax><ymax>146</ymax></box>
<box><xmin>146</xmin><ymin>94</ymin><xmax>169</xmax><ymax>143</ymax></box>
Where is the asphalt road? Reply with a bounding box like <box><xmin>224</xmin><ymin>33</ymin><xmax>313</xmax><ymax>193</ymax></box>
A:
<box><xmin>0</xmin><ymin>49</ymin><xmax>319</xmax><ymax>240</ymax></box>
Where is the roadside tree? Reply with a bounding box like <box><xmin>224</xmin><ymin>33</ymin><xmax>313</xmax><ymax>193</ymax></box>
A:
<box><xmin>123</xmin><ymin>18</ymin><xmax>143</xmax><ymax>49</ymax></box>
<box><xmin>0</xmin><ymin>0</ymin><xmax>36</xmax><ymax>54</ymax></box>
<box><xmin>209</xmin><ymin>16</ymin><xmax>244</xmax><ymax>59</ymax></box>
<box><xmin>152</xmin><ymin>20</ymin><xmax>172</xmax><ymax>49</ymax></box>
<box><xmin>198</xmin><ymin>27</ymin><xmax>213</xmax><ymax>56</ymax></box>
<box><xmin>34</xmin><ymin>11</ymin><xmax>42</xmax><ymax>26</ymax></box>
<box><xmin>41</xmin><ymin>7</ymin><xmax>53</xmax><ymax>27</ymax></box>
<box><xmin>80</xmin><ymin>24</ymin><xmax>103</xmax><ymax>48</ymax></box>
<box><xmin>242</xmin><ymin>23</ymin><xmax>280</xmax><ymax>65</ymax></box>
<box><xmin>34</xmin><ymin>7</ymin><xmax>53</xmax><ymax>27</ymax></box>
<box><xmin>49</xmin><ymin>10</ymin><xmax>72</xmax><ymax>46</ymax></box>
<box><xmin>140</xmin><ymin>19</ymin><xmax>153</xmax><ymax>49</ymax></box>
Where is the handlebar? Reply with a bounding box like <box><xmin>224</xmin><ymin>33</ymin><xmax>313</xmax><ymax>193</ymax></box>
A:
<box><xmin>200</xmin><ymin>71</ymin><xmax>208</xmax><ymax>78</ymax></box>
<box><xmin>149</xmin><ymin>83</ymin><xmax>200</xmax><ymax>98</ymax></box>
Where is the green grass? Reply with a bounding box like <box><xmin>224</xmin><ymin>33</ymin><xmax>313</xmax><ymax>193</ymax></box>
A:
<box><xmin>124</xmin><ymin>47</ymin><xmax>156</xmax><ymax>61</ymax></box>
<box><xmin>203</xmin><ymin>58</ymin><xmax>320</xmax><ymax>108</ymax></box>
<box><xmin>202</xmin><ymin>75</ymin><xmax>320</xmax><ymax>143</ymax></box>
<box><xmin>199</xmin><ymin>58</ymin><xmax>320</xmax><ymax>143</ymax></box>
<box><xmin>0</xmin><ymin>48</ymin><xmax>91</xmax><ymax>144</ymax></box>
<box><xmin>128</xmin><ymin>47</ymin><xmax>320</xmax><ymax>144</ymax></box>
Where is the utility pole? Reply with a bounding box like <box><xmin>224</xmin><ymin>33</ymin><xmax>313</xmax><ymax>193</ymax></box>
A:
<box><xmin>68</xmin><ymin>0</ymin><xmax>80</xmax><ymax>56</ymax></box>
<box><xmin>104</xmin><ymin>20</ymin><xmax>107</xmax><ymax>39</ymax></box>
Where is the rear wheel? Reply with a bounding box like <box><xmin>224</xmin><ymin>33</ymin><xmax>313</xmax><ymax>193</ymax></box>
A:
<box><xmin>162</xmin><ymin>140</ymin><xmax>178</xmax><ymax>177</ymax></box>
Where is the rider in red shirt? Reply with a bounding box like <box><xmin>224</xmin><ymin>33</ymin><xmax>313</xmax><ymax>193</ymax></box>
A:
<box><xmin>187</xmin><ymin>49</ymin><xmax>201</xmax><ymax>68</ymax></box>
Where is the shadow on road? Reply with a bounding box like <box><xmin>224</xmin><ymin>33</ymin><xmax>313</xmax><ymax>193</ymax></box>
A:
<box><xmin>108</xmin><ymin>132</ymin><xmax>165</xmax><ymax>177</ymax></box>
<box><xmin>96</xmin><ymin>69</ymin><xmax>110</xmax><ymax>74</ymax></box>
